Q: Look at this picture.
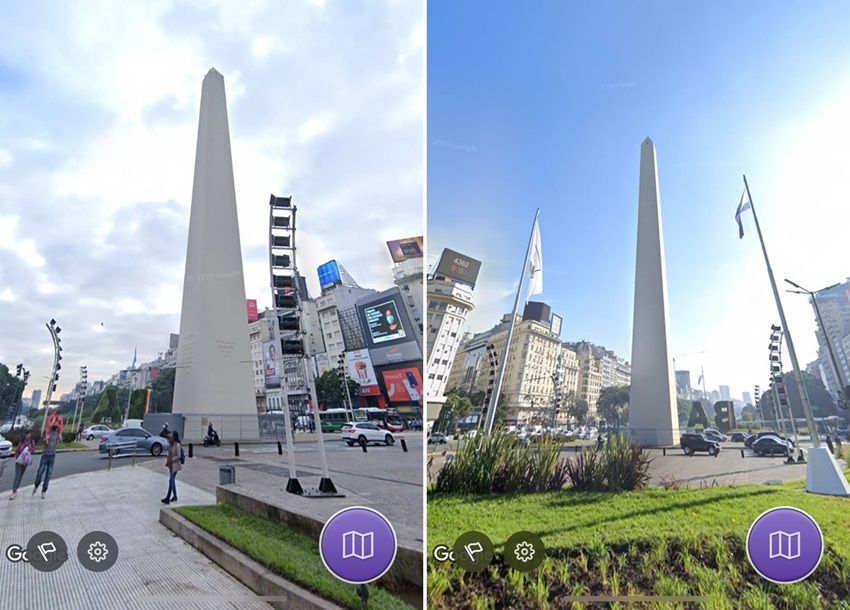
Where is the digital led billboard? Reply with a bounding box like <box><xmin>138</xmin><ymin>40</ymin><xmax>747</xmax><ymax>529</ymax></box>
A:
<box><xmin>381</xmin><ymin>367</ymin><xmax>423</xmax><ymax>403</ymax></box>
<box><xmin>387</xmin><ymin>236</ymin><xmax>424</xmax><ymax>263</ymax></box>
<box><xmin>434</xmin><ymin>248</ymin><xmax>481</xmax><ymax>287</ymax></box>
<box><xmin>363</xmin><ymin>298</ymin><xmax>407</xmax><ymax>344</ymax></box>
<box><xmin>317</xmin><ymin>260</ymin><xmax>341</xmax><ymax>289</ymax></box>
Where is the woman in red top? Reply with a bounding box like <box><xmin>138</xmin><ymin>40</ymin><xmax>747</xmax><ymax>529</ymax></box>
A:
<box><xmin>10</xmin><ymin>430</ymin><xmax>36</xmax><ymax>500</ymax></box>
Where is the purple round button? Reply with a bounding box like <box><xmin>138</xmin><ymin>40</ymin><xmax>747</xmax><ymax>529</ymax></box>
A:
<box><xmin>746</xmin><ymin>506</ymin><xmax>823</xmax><ymax>584</ymax></box>
<box><xmin>319</xmin><ymin>506</ymin><xmax>397</xmax><ymax>584</ymax></box>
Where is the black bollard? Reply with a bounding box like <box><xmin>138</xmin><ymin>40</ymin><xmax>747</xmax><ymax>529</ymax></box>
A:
<box><xmin>663</xmin><ymin>447</ymin><xmax>666</xmax><ymax>456</ymax></box>
<box><xmin>400</xmin><ymin>439</ymin><xmax>408</xmax><ymax>452</ymax></box>
<box><xmin>360</xmin><ymin>437</ymin><xmax>368</xmax><ymax>453</ymax></box>
<box><xmin>235</xmin><ymin>442</ymin><xmax>240</xmax><ymax>457</ymax></box>
<box><xmin>278</xmin><ymin>441</ymin><xmax>283</xmax><ymax>455</ymax></box>
<box><xmin>741</xmin><ymin>449</ymin><xmax>745</xmax><ymax>458</ymax></box>
<box><xmin>189</xmin><ymin>443</ymin><xmax>193</xmax><ymax>458</ymax></box>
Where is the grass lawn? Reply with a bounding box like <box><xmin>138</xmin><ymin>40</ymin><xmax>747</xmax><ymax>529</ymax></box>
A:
<box><xmin>428</xmin><ymin>475</ymin><xmax>850</xmax><ymax>609</ymax></box>
<box><xmin>174</xmin><ymin>503</ymin><xmax>415</xmax><ymax>610</ymax></box>
<box><xmin>56</xmin><ymin>442</ymin><xmax>89</xmax><ymax>450</ymax></box>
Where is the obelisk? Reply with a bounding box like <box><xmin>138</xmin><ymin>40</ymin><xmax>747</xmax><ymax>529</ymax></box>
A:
<box><xmin>628</xmin><ymin>138</ymin><xmax>679</xmax><ymax>446</ymax></box>
<box><xmin>173</xmin><ymin>68</ymin><xmax>258</xmax><ymax>441</ymax></box>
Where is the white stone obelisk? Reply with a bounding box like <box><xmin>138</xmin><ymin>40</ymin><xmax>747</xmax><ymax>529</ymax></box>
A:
<box><xmin>173</xmin><ymin>68</ymin><xmax>258</xmax><ymax>441</ymax></box>
<box><xmin>628</xmin><ymin>138</ymin><xmax>679</xmax><ymax>446</ymax></box>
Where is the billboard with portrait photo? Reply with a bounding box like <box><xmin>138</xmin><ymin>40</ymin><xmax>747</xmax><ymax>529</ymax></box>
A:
<box><xmin>263</xmin><ymin>340</ymin><xmax>281</xmax><ymax>389</ymax></box>
<box><xmin>386</xmin><ymin>236</ymin><xmax>424</xmax><ymax>263</ymax></box>
<box><xmin>363</xmin><ymin>298</ymin><xmax>407</xmax><ymax>345</ymax></box>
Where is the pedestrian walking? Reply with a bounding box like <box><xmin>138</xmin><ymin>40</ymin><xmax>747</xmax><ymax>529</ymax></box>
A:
<box><xmin>76</xmin><ymin>421</ymin><xmax>85</xmax><ymax>442</ymax></box>
<box><xmin>161</xmin><ymin>430</ymin><xmax>183</xmax><ymax>505</ymax></box>
<box><xmin>9</xmin><ymin>430</ymin><xmax>35</xmax><ymax>500</ymax></box>
<box><xmin>32</xmin><ymin>424</ymin><xmax>60</xmax><ymax>499</ymax></box>
<box><xmin>596</xmin><ymin>434</ymin><xmax>604</xmax><ymax>452</ymax></box>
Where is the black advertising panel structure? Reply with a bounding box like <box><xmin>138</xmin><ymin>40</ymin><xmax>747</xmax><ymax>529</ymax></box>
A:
<box><xmin>434</xmin><ymin>248</ymin><xmax>481</xmax><ymax>287</ymax></box>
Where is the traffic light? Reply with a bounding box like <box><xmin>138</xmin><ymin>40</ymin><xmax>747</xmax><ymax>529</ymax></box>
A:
<box><xmin>16</xmin><ymin>364</ymin><xmax>23</xmax><ymax>377</ymax></box>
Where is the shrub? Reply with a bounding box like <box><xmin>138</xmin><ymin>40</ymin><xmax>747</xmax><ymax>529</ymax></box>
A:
<box><xmin>565</xmin><ymin>433</ymin><xmax>653</xmax><ymax>492</ymax></box>
<box><xmin>61</xmin><ymin>431</ymin><xmax>77</xmax><ymax>444</ymax></box>
<box><xmin>841</xmin><ymin>445</ymin><xmax>850</xmax><ymax>467</ymax></box>
<box><xmin>3</xmin><ymin>428</ymin><xmax>42</xmax><ymax>447</ymax></box>
<box><xmin>434</xmin><ymin>433</ymin><xmax>569</xmax><ymax>495</ymax></box>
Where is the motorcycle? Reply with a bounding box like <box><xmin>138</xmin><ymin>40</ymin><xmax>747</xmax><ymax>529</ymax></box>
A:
<box><xmin>203</xmin><ymin>434</ymin><xmax>221</xmax><ymax>447</ymax></box>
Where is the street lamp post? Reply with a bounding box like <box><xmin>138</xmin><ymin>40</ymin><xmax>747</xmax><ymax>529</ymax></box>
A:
<box><xmin>41</xmin><ymin>320</ymin><xmax>62</xmax><ymax>434</ymax></box>
<box><xmin>785</xmin><ymin>280</ymin><xmax>848</xmax><ymax>409</ymax></box>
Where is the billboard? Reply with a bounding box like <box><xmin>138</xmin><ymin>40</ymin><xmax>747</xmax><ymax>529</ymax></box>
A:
<box><xmin>550</xmin><ymin>314</ymin><xmax>563</xmax><ymax>337</ymax></box>
<box><xmin>434</xmin><ymin>248</ymin><xmax>481</xmax><ymax>287</ymax></box>
<box><xmin>363</xmin><ymin>298</ymin><xmax>407</xmax><ymax>345</ymax></box>
<box><xmin>263</xmin><ymin>340</ymin><xmax>281</xmax><ymax>389</ymax></box>
<box><xmin>346</xmin><ymin>350</ymin><xmax>380</xmax><ymax>395</ymax></box>
<box><xmin>369</xmin><ymin>342</ymin><xmax>422</xmax><ymax>366</ymax></box>
<box><xmin>246</xmin><ymin>299</ymin><xmax>258</xmax><ymax>322</ymax></box>
<box><xmin>317</xmin><ymin>260</ymin><xmax>342</xmax><ymax>290</ymax></box>
<box><xmin>386</xmin><ymin>236</ymin><xmax>424</xmax><ymax>263</ymax></box>
<box><xmin>315</xmin><ymin>352</ymin><xmax>331</xmax><ymax>376</ymax></box>
<box><xmin>381</xmin><ymin>367</ymin><xmax>423</xmax><ymax>404</ymax></box>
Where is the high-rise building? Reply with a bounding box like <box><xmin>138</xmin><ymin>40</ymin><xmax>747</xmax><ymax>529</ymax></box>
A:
<box><xmin>315</xmin><ymin>271</ymin><xmax>377</xmax><ymax>367</ymax></box>
<box><xmin>562</xmin><ymin>341</ymin><xmax>630</xmax><ymax>416</ymax></box>
<box><xmin>249</xmin><ymin>309</ymin><xmax>275</xmax><ymax>411</ymax></box>
<box><xmin>30</xmin><ymin>389</ymin><xmax>42</xmax><ymax>411</ymax></box>
<box><xmin>809</xmin><ymin>279</ymin><xmax>850</xmax><ymax>398</ymax></box>
<box><xmin>743</xmin><ymin>391</ymin><xmax>753</xmax><ymax>405</ymax></box>
<box><xmin>426</xmin><ymin>276</ymin><xmax>475</xmax><ymax>398</ymax></box>
<box><xmin>675</xmin><ymin>370</ymin><xmax>692</xmax><ymax>396</ymax></box>
<box><xmin>719</xmin><ymin>385</ymin><xmax>731</xmax><ymax>401</ymax></box>
<box><xmin>392</xmin><ymin>257</ymin><xmax>424</xmax><ymax>342</ymax></box>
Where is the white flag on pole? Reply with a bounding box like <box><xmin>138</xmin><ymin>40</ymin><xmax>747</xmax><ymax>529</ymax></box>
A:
<box><xmin>526</xmin><ymin>216</ymin><xmax>543</xmax><ymax>302</ymax></box>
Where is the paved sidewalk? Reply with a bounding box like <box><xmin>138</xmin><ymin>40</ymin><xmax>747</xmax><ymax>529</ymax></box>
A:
<box><xmin>0</xmin><ymin>465</ymin><xmax>273</xmax><ymax>609</ymax></box>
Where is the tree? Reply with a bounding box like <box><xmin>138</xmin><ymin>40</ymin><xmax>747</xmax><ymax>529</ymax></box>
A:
<box><xmin>315</xmin><ymin>370</ymin><xmax>359</xmax><ymax>409</ymax></box>
<box><xmin>740</xmin><ymin>405</ymin><xmax>757</xmax><ymax>423</ymax></box>
<box><xmin>128</xmin><ymin>389</ymin><xmax>147</xmax><ymax>420</ymax></box>
<box><xmin>597</xmin><ymin>386</ymin><xmax>630</xmax><ymax>429</ymax></box>
<box><xmin>494</xmin><ymin>393</ymin><xmax>509</xmax><ymax>427</ymax></box>
<box><xmin>676</xmin><ymin>398</ymin><xmax>692</xmax><ymax>428</ymax></box>
<box><xmin>150</xmin><ymin>367</ymin><xmax>176</xmax><ymax>413</ymax></box>
<box><xmin>0</xmin><ymin>362</ymin><xmax>25</xmax><ymax>417</ymax></box>
<box><xmin>91</xmin><ymin>387</ymin><xmax>122</xmax><ymax>424</ymax></box>
<box><xmin>566</xmin><ymin>399</ymin><xmax>589</xmax><ymax>425</ymax></box>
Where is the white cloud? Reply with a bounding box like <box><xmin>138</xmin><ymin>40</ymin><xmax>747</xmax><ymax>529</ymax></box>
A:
<box><xmin>0</xmin><ymin>0</ymin><xmax>423</xmax><ymax>397</ymax></box>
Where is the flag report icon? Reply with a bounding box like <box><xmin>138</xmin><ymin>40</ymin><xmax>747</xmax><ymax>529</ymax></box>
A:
<box><xmin>747</xmin><ymin>506</ymin><xmax>823</xmax><ymax>583</ymax></box>
<box><xmin>320</xmin><ymin>507</ymin><xmax>397</xmax><ymax>584</ymax></box>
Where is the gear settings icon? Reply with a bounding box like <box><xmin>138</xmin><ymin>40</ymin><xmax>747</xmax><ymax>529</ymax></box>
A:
<box><xmin>87</xmin><ymin>541</ymin><xmax>109</xmax><ymax>563</ymax></box>
<box><xmin>514</xmin><ymin>541</ymin><xmax>535</xmax><ymax>563</ymax></box>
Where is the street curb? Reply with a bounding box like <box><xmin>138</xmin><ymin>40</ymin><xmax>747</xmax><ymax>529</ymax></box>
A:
<box><xmin>160</xmin><ymin>507</ymin><xmax>343</xmax><ymax>610</ymax></box>
<box><xmin>216</xmin><ymin>484</ymin><xmax>423</xmax><ymax>590</ymax></box>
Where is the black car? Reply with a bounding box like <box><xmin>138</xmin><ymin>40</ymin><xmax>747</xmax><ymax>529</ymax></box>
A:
<box><xmin>680</xmin><ymin>433</ymin><xmax>721</xmax><ymax>456</ymax></box>
<box><xmin>751</xmin><ymin>436</ymin><xmax>792</xmax><ymax>457</ymax></box>
<box><xmin>731</xmin><ymin>432</ymin><xmax>750</xmax><ymax>443</ymax></box>
<box><xmin>745</xmin><ymin>431</ymin><xmax>795</xmax><ymax>449</ymax></box>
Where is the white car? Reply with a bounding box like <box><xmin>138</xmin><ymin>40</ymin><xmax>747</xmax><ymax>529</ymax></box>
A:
<box><xmin>0</xmin><ymin>435</ymin><xmax>11</xmax><ymax>457</ymax></box>
<box><xmin>82</xmin><ymin>424</ymin><xmax>112</xmax><ymax>441</ymax></box>
<box><xmin>342</xmin><ymin>422</ymin><xmax>395</xmax><ymax>447</ymax></box>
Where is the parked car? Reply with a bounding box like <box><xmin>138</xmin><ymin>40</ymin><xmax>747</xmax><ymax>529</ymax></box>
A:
<box><xmin>342</xmin><ymin>422</ymin><xmax>394</xmax><ymax>447</ymax></box>
<box><xmin>428</xmin><ymin>432</ymin><xmax>447</xmax><ymax>444</ymax></box>
<box><xmin>703</xmin><ymin>429</ymin><xmax>727</xmax><ymax>443</ymax></box>
<box><xmin>745</xmin><ymin>431</ymin><xmax>795</xmax><ymax>449</ymax></box>
<box><xmin>0</xmin><ymin>435</ymin><xmax>12</xmax><ymax>458</ymax></box>
<box><xmin>730</xmin><ymin>432</ymin><xmax>750</xmax><ymax>442</ymax></box>
<box><xmin>82</xmin><ymin>424</ymin><xmax>112</xmax><ymax>441</ymax></box>
<box><xmin>680</xmin><ymin>433</ymin><xmax>721</xmax><ymax>456</ymax></box>
<box><xmin>751</xmin><ymin>436</ymin><xmax>792</xmax><ymax>457</ymax></box>
<box><xmin>98</xmin><ymin>427</ymin><xmax>169</xmax><ymax>456</ymax></box>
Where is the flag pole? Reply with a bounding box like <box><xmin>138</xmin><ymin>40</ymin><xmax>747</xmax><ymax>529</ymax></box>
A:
<box><xmin>743</xmin><ymin>175</ymin><xmax>820</xmax><ymax>448</ymax></box>
<box><xmin>484</xmin><ymin>208</ymin><xmax>540</xmax><ymax>434</ymax></box>
<box><xmin>701</xmin><ymin>366</ymin><xmax>707</xmax><ymax>403</ymax></box>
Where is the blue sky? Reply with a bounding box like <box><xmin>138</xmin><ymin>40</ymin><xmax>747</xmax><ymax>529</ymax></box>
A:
<box><xmin>0</xmin><ymin>0</ymin><xmax>422</xmax><ymax>397</ymax></box>
<box><xmin>427</xmin><ymin>1</ymin><xmax>850</xmax><ymax>400</ymax></box>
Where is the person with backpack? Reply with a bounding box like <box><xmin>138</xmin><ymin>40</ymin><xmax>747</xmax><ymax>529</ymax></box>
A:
<box><xmin>9</xmin><ymin>430</ymin><xmax>35</xmax><ymax>500</ymax></box>
<box><xmin>161</xmin><ymin>430</ymin><xmax>183</xmax><ymax>505</ymax></box>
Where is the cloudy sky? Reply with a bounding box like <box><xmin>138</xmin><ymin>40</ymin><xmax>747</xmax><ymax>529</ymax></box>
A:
<box><xmin>428</xmin><ymin>1</ymin><xmax>850</xmax><ymax>401</ymax></box>
<box><xmin>0</xmin><ymin>0</ymin><xmax>423</xmax><ymax>400</ymax></box>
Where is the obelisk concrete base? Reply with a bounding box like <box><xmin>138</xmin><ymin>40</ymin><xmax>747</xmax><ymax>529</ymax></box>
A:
<box><xmin>805</xmin><ymin>447</ymin><xmax>850</xmax><ymax>496</ymax></box>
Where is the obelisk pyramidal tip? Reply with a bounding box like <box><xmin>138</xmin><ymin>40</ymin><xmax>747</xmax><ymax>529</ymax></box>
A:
<box><xmin>173</xmin><ymin>69</ymin><xmax>259</xmax><ymax>441</ymax></box>
<box><xmin>628</xmin><ymin>137</ymin><xmax>679</xmax><ymax>446</ymax></box>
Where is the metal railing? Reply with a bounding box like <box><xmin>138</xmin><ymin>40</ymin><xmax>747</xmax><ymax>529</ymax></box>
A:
<box><xmin>106</xmin><ymin>440</ymin><xmax>139</xmax><ymax>470</ymax></box>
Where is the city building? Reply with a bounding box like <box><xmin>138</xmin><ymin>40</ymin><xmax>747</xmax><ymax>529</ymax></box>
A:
<box><xmin>315</xmin><ymin>263</ymin><xmax>377</xmax><ymax>367</ymax></box>
<box><xmin>810</xmin><ymin>279</ymin><xmax>850</xmax><ymax>398</ymax></box>
<box><xmin>563</xmin><ymin>341</ymin><xmax>631</xmax><ymax>417</ymax></box>
<box><xmin>392</xmin><ymin>257</ymin><xmax>424</xmax><ymax>342</ymax></box>
<box><xmin>249</xmin><ymin>309</ymin><xmax>276</xmax><ymax>411</ymax></box>
<box><xmin>425</xmin><ymin>275</ymin><xmax>475</xmax><ymax>398</ymax></box>
<box><xmin>675</xmin><ymin>370</ymin><xmax>692</xmax><ymax>396</ymax></box>
<box><xmin>719</xmin><ymin>385</ymin><xmax>731</xmax><ymax>402</ymax></box>
<box><xmin>743</xmin><ymin>391</ymin><xmax>753</xmax><ymax>406</ymax></box>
